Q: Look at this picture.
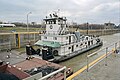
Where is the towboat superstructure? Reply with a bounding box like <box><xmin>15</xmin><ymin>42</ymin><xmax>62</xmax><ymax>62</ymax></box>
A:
<box><xmin>35</xmin><ymin>12</ymin><xmax>103</xmax><ymax>62</ymax></box>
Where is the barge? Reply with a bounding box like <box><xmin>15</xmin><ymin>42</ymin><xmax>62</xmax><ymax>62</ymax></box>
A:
<box><xmin>0</xmin><ymin>58</ymin><xmax>73</xmax><ymax>80</ymax></box>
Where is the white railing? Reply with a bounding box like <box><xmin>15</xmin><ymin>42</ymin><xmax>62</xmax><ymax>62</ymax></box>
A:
<box><xmin>67</xmin><ymin>41</ymin><xmax>120</xmax><ymax>80</ymax></box>
<box><xmin>23</xmin><ymin>66</ymin><xmax>67</xmax><ymax>80</ymax></box>
<box><xmin>40</xmin><ymin>66</ymin><xmax>66</xmax><ymax>80</ymax></box>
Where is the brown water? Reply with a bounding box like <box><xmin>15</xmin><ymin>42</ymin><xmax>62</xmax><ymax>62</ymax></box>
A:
<box><xmin>59</xmin><ymin>33</ymin><xmax>120</xmax><ymax>72</ymax></box>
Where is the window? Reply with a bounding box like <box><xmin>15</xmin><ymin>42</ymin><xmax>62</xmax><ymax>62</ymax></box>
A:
<box><xmin>86</xmin><ymin>37</ymin><xmax>88</xmax><ymax>40</ymax></box>
<box><xmin>44</xmin><ymin>36</ymin><xmax>47</xmax><ymax>39</ymax></box>
<box><xmin>68</xmin><ymin>47</ymin><xmax>71</xmax><ymax>49</ymax></box>
<box><xmin>66</xmin><ymin>37</ymin><xmax>68</xmax><ymax>40</ymax></box>
<box><xmin>49</xmin><ymin>21</ymin><xmax>50</xmax><ymax>24</ymax></box>
<box><xmin>53</xmin><ymin>37</ymin><xmax>57</xmax><ymax>40</ymax></box>
<box><xmin>80</xmin><ymin>43</ymin><xmax>83</xmax><ymax>46</ymax></box>
<box><xmin>76</xmin><ymin>45</ymin><xmax>78</xmax><ymax>47</ymax></box>
<box><xmin>50</xmin><ymin>21</ymin><xmax>52</xmax><ymax>24</ymax></box>
<box><xmin>91</xmin><ymin>40</ymin><xmax>93</xmax><ymax>44</ymax></box>
<box><xmin>54</xmin><ymin>20</ymin><xmax>56</xmax><ymax>24</ymax></box>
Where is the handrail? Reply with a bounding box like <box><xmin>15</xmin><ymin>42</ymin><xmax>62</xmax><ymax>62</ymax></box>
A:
<box><xmin>0</xmin><ymin>32</ymin><xmax>39</xmax><ymax>35</ymax></box>
<box><xmin>39</xmin><ymin>66</ymin><xmax>66</xmax><ymax>80</ymax></box>
<box><xmin>67</xmin><ymin>48</ymin><xmax>116</xmax><ymax>80</ymax></box>
<box><xmin>23</xmin><ymin>66</ymin><xmax>66</xmax><ymax>80</ymax></box>
<box><xmin>67</xmin><ymin>41</ymin><xmax>120</xmax><ymax>80</ymax></box>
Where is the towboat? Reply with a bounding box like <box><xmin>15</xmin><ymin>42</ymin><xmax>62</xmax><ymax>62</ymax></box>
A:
<box><xmin>33</xmin><ymin>12</ymin><xmax>103</xmax><ymax>63</ymax></box>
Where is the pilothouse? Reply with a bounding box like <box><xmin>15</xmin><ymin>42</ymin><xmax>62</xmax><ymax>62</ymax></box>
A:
<box><xmin>34</xmin><ymin>12</ymin><xmax>103</xmax><ymax>62</ymax></box>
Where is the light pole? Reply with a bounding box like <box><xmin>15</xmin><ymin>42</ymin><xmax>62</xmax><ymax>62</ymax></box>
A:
<box><xmin>86</xmin><ymin>22</ymin><xmax>89</xmax><ymax>35</ymax></box>
<box><xmin>27</xmin><ymin>12</ymin><xmax>32</xmax><ymax>32</ymax></box>
<box><xmin>27</xmin><ymin>12</ymin><xmax>32</xmax><ymax>40</ymax></box>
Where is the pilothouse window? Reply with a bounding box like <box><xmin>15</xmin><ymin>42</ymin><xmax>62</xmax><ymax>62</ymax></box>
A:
<box><xmin>54</xmin><ymin>20</ymin><xmax>56</xmax><ymax>24</ymax></box>
<box><xmin>49</xmin><ymin>21</ymin><xmax>50</xmax><ymax>24</ymax></box>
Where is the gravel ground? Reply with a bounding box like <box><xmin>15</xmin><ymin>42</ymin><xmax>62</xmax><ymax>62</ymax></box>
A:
<box><xmin>0</xmin><ymin>50</ymin><xmax>26</xmax><ymax>65</ymax></box>
<box><xmin>74</xmin><ymin>49</ymin><xmax>120</xmax><ymax>80</ymax></box>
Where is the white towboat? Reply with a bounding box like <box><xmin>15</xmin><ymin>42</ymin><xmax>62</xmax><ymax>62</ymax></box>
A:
<box><xmin>34</xmin><ymin>12</ymin><xmax>103</xmax><ymax>62</ymax></box>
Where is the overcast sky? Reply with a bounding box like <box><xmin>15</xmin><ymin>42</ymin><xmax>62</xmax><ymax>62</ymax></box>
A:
<box><xmin>0</xmin><ymin>0</ymin><xmax>120</xmax><ymax>25</ymax></box>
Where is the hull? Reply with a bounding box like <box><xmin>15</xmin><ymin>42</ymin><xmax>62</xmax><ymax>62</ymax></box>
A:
<box><xmin>52</xmin><ymin>41</ymin><xmax>103</xmax><ymax>63</ymax></box>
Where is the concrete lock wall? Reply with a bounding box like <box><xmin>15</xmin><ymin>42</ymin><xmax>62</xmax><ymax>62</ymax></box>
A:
<box><xmin>0</xmin><ymin>32</ymin><xmax>40</xmax><ymax>51</ymax></box>
<box><xmin>0</xmin><ymin>29</ymin><xmax>119</xmax><ymax>51</ymax></box>
<box><xmin>69</xmin><ymin>28</ymin><xmax>120</xmax><ymax>36</ymax></box>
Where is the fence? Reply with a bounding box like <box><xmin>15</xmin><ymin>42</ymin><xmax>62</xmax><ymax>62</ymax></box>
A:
<box><xmin>0</xmin><ymin>32</ymin><xmax>40</xmax><ymax>51</ymax></box>
<box><xmin>67</xmin><ymin>41</ymin><xmax>120</xmax><ymax>80</ymax></box>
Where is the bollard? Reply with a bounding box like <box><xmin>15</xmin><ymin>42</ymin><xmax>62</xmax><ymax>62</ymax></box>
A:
<box><xmin>105</xmin><ymin>47</ymin><xmax>108</xmax><ymax>66</ymax></box>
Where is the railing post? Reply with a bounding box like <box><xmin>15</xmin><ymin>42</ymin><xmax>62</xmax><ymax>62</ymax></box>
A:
<box><xmin>64</xmin><ymin>66</ymin><xmax>66</xmax><ymax>80</ymax></box>
<box><xmin>105</xmin><ymin>47</ymin><xmax>108</xmax><ymax>66</ymax></box>
<box><xmin>34</xmin><ymin>33</ymin><xmax>35</xmax><ymax>43</ymax></box>
<box><xmin>18</xmin><ymin>34</ymin><xmax>21</xmax><ymax>48</ymax></box>
<box><xmin>36</xmin><ymin>66</ymin><xmax>66</xmax><ymax>80</ymax></box>
<box><xmin>119</xmin><ymin>41</ymin><xmax>120</xmax><ymax>48</ymax></box>
<box><xmin>9</xmin><ymin>34</ymin><xmax>12</xmax><ymax>51</ymax></box>
<box><xmin>87</xmin><ymin>53</ymin><xmax>89</xmax><ymax>72</ymax></box>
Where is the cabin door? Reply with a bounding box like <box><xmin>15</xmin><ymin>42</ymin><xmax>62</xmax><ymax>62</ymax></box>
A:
<box><xmin>88</xmin><ymin>41</ymin><xmax>90</xmax><ymax>46</ymax></box>
<box><xmin>69</xmin><ymin>36</ymin><xmax>71</xmax><ymax>44</ymax></box>
<box><xmin>71</xmin><ymin>45</ymin><xmax>74</xmax><ymax>52</ymax></box>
